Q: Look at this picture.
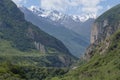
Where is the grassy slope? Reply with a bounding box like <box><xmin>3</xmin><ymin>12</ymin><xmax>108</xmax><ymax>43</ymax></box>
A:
<box><xmin>0</xmin><ymin>39</ymin><xmax>70</xmax><ymax>80</ymax></box>
<box><xmin>96</xmin><ymin>4</ymin><xmax>120</xmax><ymax>23</ymax></box>
<box><xmin>1</xmin><ymin>30</ymin><xmax>119</xmax><ymax>79</ymax></box>
<box><xmin>0</xmin><ymin>38</ymin><xmax>76</xmax><ymax>67</ymax></box>
<box><xmin>50</xmin><ymin>30</ymin><xmax>120</xmax><ymax>80</ymax></box>
<box><xmin>0</xmin><ymin>0</ymin><xmax>77</xmax><ymax>79</ymax></box>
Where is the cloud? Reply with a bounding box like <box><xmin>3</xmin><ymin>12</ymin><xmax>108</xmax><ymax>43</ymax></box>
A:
<box><xmin>79</xmin><ymin>0</ymin><xmax>103</xmax><ymax>13</ymax></box>
<box><xmin>106</xmin><ymin>5</ymin><xmax>111</xmax><ymax>10</ymax></box>
<box><xmin>40</xmin><ymin>0</ymin><xmax>104</xmax><ymax>14</ymax></box>
<box><xmin>12</xmin><ymin>0</ymin><xmax>105</xmax><ymax>15</ymax></box>
<box><xmin>12</xmin><ymin>0</ymin><xmax>27</xmax><ymax>5</ymax></box>
<box><xmin>41</xmin><ymin>0</ymin><xmax>69</xmax><ymax>12</ymax></box>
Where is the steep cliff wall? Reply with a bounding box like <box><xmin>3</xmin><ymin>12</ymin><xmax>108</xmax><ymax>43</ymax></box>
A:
<box><xmin>85</xmin><ymin>4</ymin><xmax>120</xmax><ymax>60</ymax></box>
<box><xmin>91</xmin><ymin>20</ymin><xmax>120</xmax><ymax>44</ymax></box>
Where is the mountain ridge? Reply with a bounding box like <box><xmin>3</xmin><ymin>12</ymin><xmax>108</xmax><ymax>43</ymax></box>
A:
<box><xmin>27</xmin><ymin>6</ymin><xmax>95</xmax><ymax>40</ymax></box>
<box><xmin>28</xmin><ymin>5</ymin><xmax>96</xmax><ymax>22</ymax></box>
<box><xmin>20</xmin><ymin>6</ymin><xmax>89</xmax><ymax>57</ymax></box>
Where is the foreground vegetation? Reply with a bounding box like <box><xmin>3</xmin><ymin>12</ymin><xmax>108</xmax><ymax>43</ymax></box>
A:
<box><xmin>0</xmin><ymin>30</ymin><xmax>119</xmax><ymax>80</ymax></box>
<box><xmin>0</xmin><ymin>61</ymin><xmax>69</xmax><ymax>80</ymax></box>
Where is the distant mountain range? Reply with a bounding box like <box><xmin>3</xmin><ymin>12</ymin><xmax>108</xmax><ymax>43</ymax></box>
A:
<box><xmin>29</xmin><ymin>6</ymin><xmax>96</xmax><ymax>22</ymax></box>
<box><xmin>29</xmin><ymin>6</ymin><xmax>95</xmax><ymax>39</ymax></box>
<box><xmin>19</xmin><ymin>6</ymin><xmax>95</xmax><ymax>57</ymax></box>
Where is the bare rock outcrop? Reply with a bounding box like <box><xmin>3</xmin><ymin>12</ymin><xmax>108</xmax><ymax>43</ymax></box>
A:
<box><xmin>34</xmin><ymin>41</ymin><xmax>46</xmax><ymax>54</ymax></box>
<box><xmin>85</xmin><ymin>19</ymin><xmax>120</xmax><ymax>60</ymax></box>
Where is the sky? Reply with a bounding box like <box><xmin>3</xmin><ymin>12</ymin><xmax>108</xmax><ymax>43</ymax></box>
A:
<box><xmin>12</xmin><ymin>0</ymin><xmax>120</xmax><ymax>16</ymax></box>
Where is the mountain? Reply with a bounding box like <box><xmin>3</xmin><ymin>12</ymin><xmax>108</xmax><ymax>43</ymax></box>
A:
<box><xmin>59</xmin><ymin>17</ymin><xmax>95</xmax><ymax>40</ymax></box>
<box><xmin>0</xmin><ymin>0</ymin><xmax>77</xmax><ymax>68</ymax></box>
<box><xmin>0</xmin><ymin>0</ymin><xmax>120</xmax><ymax>80</ymax></box>
<box><xmin>49</xmin><ymin>4</ymin><xmax>120</xmax><ymax>80</ymax></box>
<box><xmin>19</xmin><ymin>6</ymin><xmax>89</xmax><ymax>57</ymax></box>
<box><xmin>29</xmin><ymin>6</ymin><xmax>95</xmax><ymax>40</ymax></box>
<box><xmin>0</xmin><ymin>0</ymin><xmax>79</xmax><ymax>79</ymax></box>
<box><xmin>85</xmin><ymin>4</ymin><xmax>120</xmax><ymax>60</ymax></box>
<box><xmin>29</xmin><ymin>6</ymin><xmax>96</xmax><ymax>22</ymax></box>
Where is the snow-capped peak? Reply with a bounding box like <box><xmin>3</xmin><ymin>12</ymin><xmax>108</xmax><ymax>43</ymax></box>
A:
<box><xmin>72</xmin><ymin>13</ymin><xmax>96</xmax><ymax>22</ymax></box>
<box><xmin>28</xmin><ymin>6</ymin><xmax>96</xmax><ymax>22</ymax></box>
<box><xmin>29</xmin><ymin>6</ymin><xmax>40</xmax><ymax>12</ymax></box>
<box><xmin>28</xmin><ymin>6</ymin><xmax>64</xmax><ymax>21</ymax></box>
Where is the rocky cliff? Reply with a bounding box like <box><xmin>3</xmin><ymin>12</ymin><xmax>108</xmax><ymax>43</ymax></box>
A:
<box><xmin>85</xmin><ymin>4</ymin><xmax>120</xmax><ymax>60</ymax></box>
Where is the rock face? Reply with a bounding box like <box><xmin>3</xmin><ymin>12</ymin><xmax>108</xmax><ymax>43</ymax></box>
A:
<box><xmin>91</xmin><ymin>23</ymin><xmax>99</xmax><ymax>44</ymax></box>
<box><xmin>85</xmin><ymin>4</ymin><xmax>120</xmax><ymax>60</ymax></box>
<box><xmin>34</xmin><ymin>41</ymin><xmax>46</xmax><ymax>53</ymax></box>
<box><xmin>91</xmin><ymin>20</ymin><xmax>120</xmax><ymax>44</ymax></box>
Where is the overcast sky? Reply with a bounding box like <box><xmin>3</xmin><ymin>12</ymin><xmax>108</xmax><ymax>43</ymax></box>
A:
<box><xmin>12</xmin><ymin>0</ymin><xmax>120</xmax><ymax>16</ymax></box>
